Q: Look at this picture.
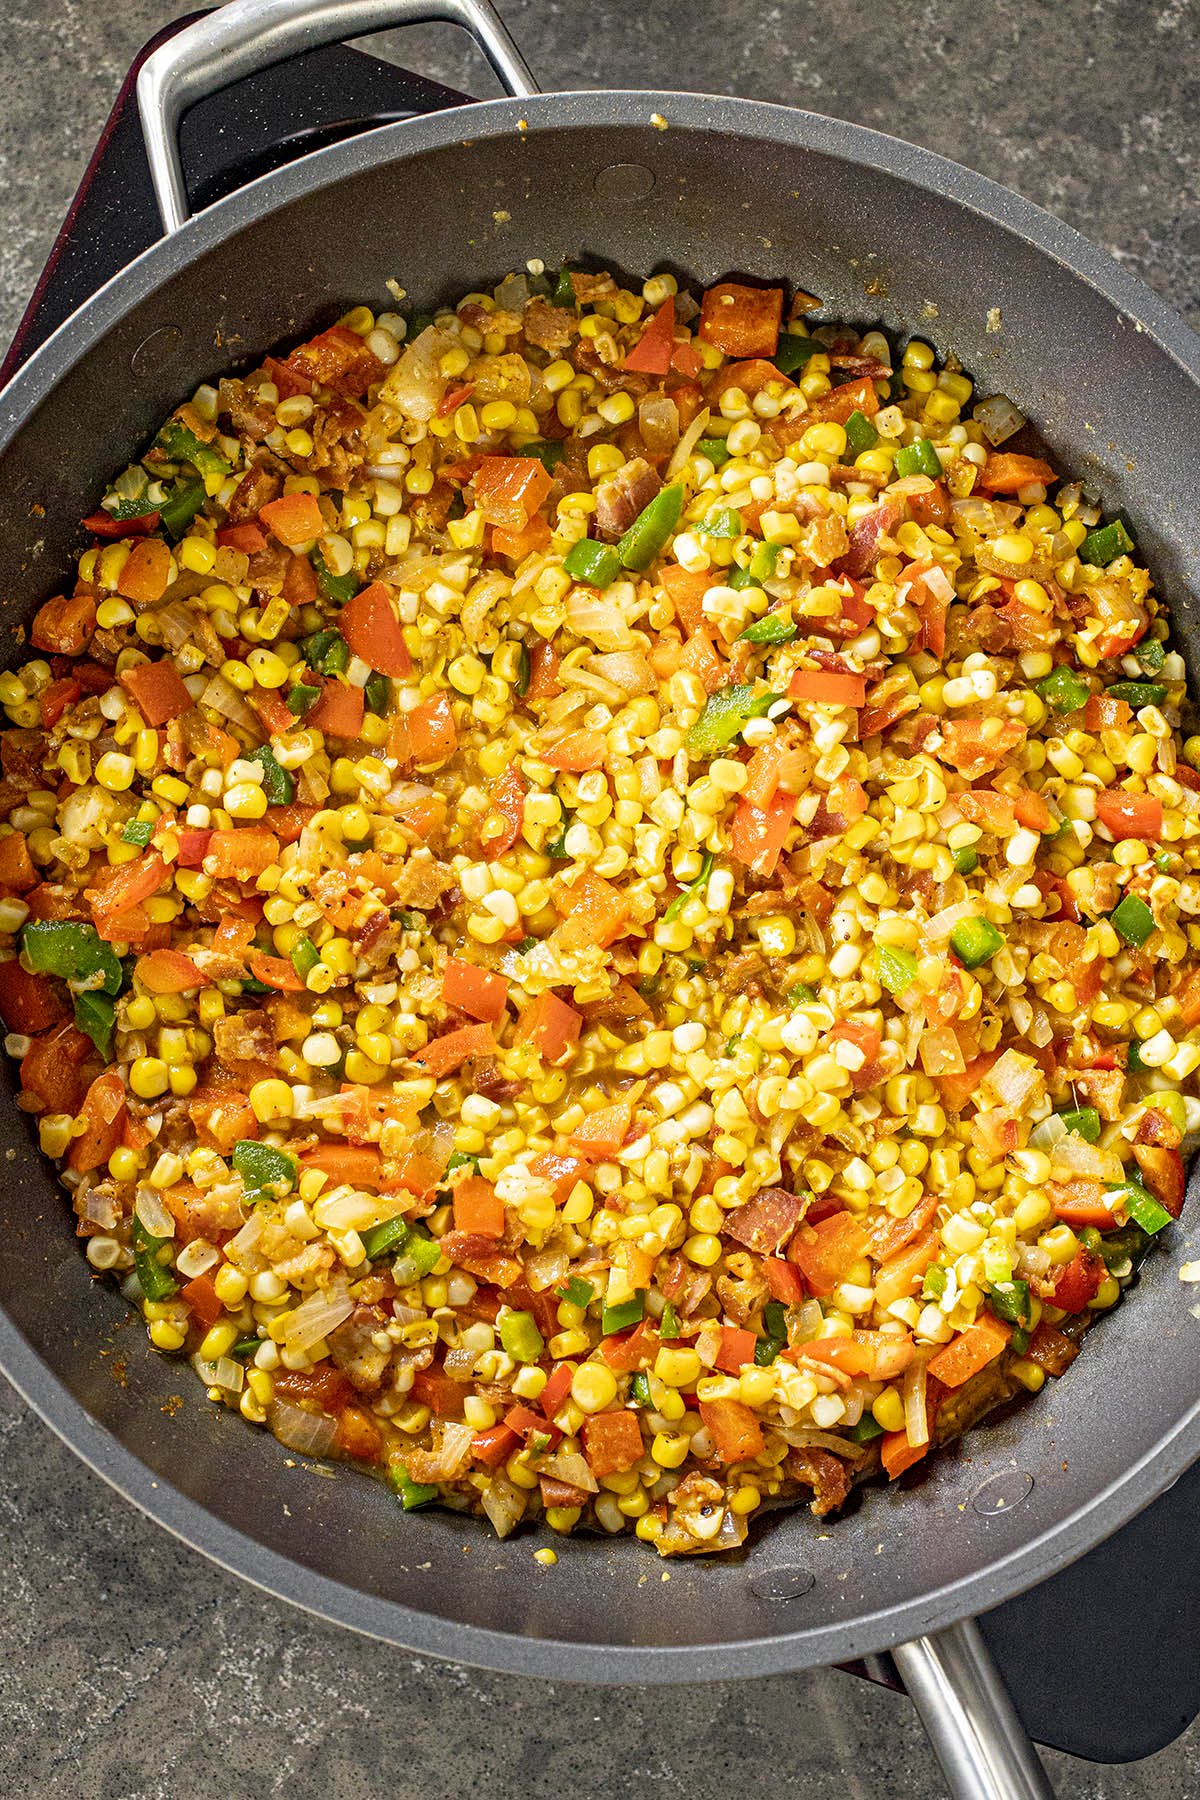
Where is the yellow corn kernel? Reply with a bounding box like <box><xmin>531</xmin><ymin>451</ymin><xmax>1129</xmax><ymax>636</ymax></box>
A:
<box><xmin>570</xmin><ymin>1362</ymin><xmax>619</xmax><ymax>1413</ymax></box>
<box><xmin>651</xmin><ymin>1430</ymin><xmax>690</xmax><ymax>1468</ymax></box>
<box><xmin>654</xmin><ymin>1346</ymin><xmax>702</xmax><ymax>1387</ymax></box>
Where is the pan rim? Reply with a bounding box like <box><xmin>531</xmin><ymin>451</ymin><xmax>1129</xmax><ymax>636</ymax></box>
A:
<box><xmin>1</xmin><ymin>85</ymin><xmax>1198</xmax><ymax>1679</ymax></box>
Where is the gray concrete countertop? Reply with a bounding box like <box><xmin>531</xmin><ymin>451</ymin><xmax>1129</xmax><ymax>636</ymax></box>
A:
<box><xmin>2</xmin><ymin>3</ymin><xmax>1198</xmax><ymax>1795</ymax></box>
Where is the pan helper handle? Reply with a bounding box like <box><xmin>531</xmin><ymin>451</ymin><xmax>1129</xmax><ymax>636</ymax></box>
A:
<box><xmin>137</xmin><ymin>0</ymin><xmax>538</xmax><ymax>235</ymax></box>
<box><xmin>893</xmin><ymin>1620</ymin><xmax>1057</xmax><ymax>1800</ymax></box>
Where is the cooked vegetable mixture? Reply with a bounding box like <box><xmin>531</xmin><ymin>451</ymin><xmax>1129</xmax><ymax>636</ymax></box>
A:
<box><xmin>2</xmin><ymin>264</ymin><xmax>1196</xmax><ymax>1555</ymax></box>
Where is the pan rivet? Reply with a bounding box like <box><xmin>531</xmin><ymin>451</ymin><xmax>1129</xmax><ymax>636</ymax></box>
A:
<box><xmin>749</xmin><ymin>1565</ymin><xmax>816</xmax><ymax>1601</ymax></box>
<box><xmin>971</xmin><ymin>1471</ymin><xmax>1035</xmax><ymax>1517</ymax></box>
<box><xmin>593</xmin><ymin>163</ymin><xmax>656</xmax><ymax>205</ymax></box>
<box><xmin>131</xmin><ymin>325</ymin><xmax>184</xmax><ymax>380</ymax></box>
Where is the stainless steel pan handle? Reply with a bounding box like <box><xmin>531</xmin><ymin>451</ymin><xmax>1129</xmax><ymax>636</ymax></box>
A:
<box><xmin>893</xmin><ymin>1621</ymin><xmax>1056</xmax><ymax>1800</ymax></box>
<box><xmin>137</xmin><ymin>0</ymin><xmax>538</xmax><ymax>234</ymax></box>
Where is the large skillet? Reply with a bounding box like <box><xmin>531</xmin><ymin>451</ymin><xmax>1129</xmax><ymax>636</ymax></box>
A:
<box><xmin>0</xmin><ymin>3</ymin><xmax>1197</xmax><ymax>1794</ymax></box>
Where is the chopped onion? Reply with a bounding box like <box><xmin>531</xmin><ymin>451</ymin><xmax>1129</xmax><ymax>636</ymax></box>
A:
<box><xmin>481</xmin><ymin>1470</ymin><xmax>527</xmax><ymax>1538</ymax></box>
<box><xmin>925</xmin><ymin>900</ymin><xmax>982</xmax><ymax>942</ymax></box>
<box><xmin>269</xmin><ymin>1399</ymin><xmax>338</xmax><ymax>1457</ymax></box>
<box><xmin>1049</xmin><ymin>1136</ymin><xmax>1124</xmax><ymax>1182</ymax></box>
<box><xmin>986</xmin><ymin>1049</ymin><xmax>1042</xmax><ymax>1111</ymax></box>
<box><xmin>410</xmin><ymin>1420</ymin><xmax>475</xmax><ymax>1481</ymax></box>
<box><xmin>950</xmin><ymin>496</ymin><xmax>1022</xmax><ymax>535</ymax></box>
<box><xmin>200</xmin><ymin>672</ymin><xmax>260</xmax><ymax>733</ymax></box>
<box><xmin>1016</xmin><ymin>1244</ymin><xmax>1052</xmax><ymax>1279</ymax></box>
<box><xmin>666</xmin><ymin>405</ymin><xmax>712</xmax><ymax>480</ymax></box>
<box><xmin>778</xmin><ymin>1427</ymin><xmax>868</xmax><ymax>1460</ymax></box>
<box><xmin>790</xmin><ymin>1299</ymin><xmax>824</xmax><ymax>1345</ymax></box>
<box><xmin>442</xmin><ymin>1346</ymin><xmax>477</xmax><ymax>1379</ymax></box>
<box><xmin>902</xmin><ymin>1359</ymin><xmax>930</xmax><ymax>1449</ymax></box>
<box><xmin>134</xmin><ymin>1184</ymin><xmax>175</xmax><ymax>1239</ymax></box>
<box><xmin>1029</xmin><ymin>1113</ymin><xmax>1067</xmax><ymax>1152</ymax></box>
<box><xmin>524</xmin><ymin>1246</ymin><xmax>569</xmax><ymax>1292</ymax></box>
<box><xmin>565</xmin><ymin>586</ymin><xmax>634</xmax><ymax>650</ymax></box>
<box><xmin>82</xmin><ymin>1185</ymin><xmax>122</xmax><ymax>1230</ymax></box>
<box><xmin>378</xmin><ymin>325</ymin><xmax>450</xmax><ymax>421</ymax></box>
<box><xmin>638</xmin><ymin>393</ymin><xmax>680</xmax><ymax>454</ymax></box>
<box><xmin>588</xmin><ymin>650</ymin><xmax>654</xmax><ymax>695</ymax></box>
<box><xmin>538</xmin><ymin>1450</ymin><xmax>599</xmax><ymax>1492</ymax></box>
<box><xmin>973</xmin><ymin>394</ymin><xmax>1027</xmax><ymax>446</ymax></box>
<box><xmin>496</xmin><ymin>272</ymin><xmax>530</xmax><ymax>312</ymax></box>
<box><xmin>191</xmin><ymin>1352</ymin><xmax>244</xmax><ymax>1393</ymax></box>
<box><xmin>280</xmin><ymin>1285</ymin><xmax>355</xmax><ymax>1353</ymax></box>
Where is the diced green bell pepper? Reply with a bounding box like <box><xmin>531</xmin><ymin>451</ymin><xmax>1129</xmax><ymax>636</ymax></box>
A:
<box><xmin>1116</xmin><ymin>1182</ymin><xmax>1173</xmax><ymax>1235</ymax></box>
<box><xmin>232</xmin><ymin>1139</ymin><xmax>298</xmax><ymax>1201</ymax></box>
<box><xmin>950</xmin><ymin>916</ymin><xmax>1004</xmax><ymax>969</ymax></box>
<box><xmin>787</xmin><ymin>982</ymin><xmax>817</xmax><ymax>1005</ymax></box>
<box><xmin>552</xmin><ymin>267</ymin><xmax>578</xmax><ymax>307</ymax></box>
<box><xmin>563</xmin><ymin>538</ymin><xmax>621</xmax><ymax>588</ymax></box>
<box><xmin>696</xmin><ymin>437</ymin><xmax>731</xmax><ymax>467</ymax></box>
<box><xmin>1136</xmin><ymin>637</ymin><xmax>1166</xmax><ymax>673</ymax></box>
<box><xmin>1080</xmin><ymin>519</ymin><xmax>1135</xmax><ymax>567</ymax></box>
<box><xmin>249</xmin><ymin>743</ymin><xmax>295</xmax><ymax>805</ymax></box>
<box><xmin>1110</xmin><ymin>892</ymin><xmax>1155</xmax><ymax>947</ymax></box>
<box><xmin>1105</xmin><ymin>681</ymin><xmax>1167</xmax><ymax>708</ymax></box>
<box><xmin>1058</xmin><ymin>1105</ymin><xmax>1101</xmax><ymax>1143</ymax></box>
<box><xmin>391</xmin><ymin>1467</ymin><xmax>440</xmax><ymax>1510</ymax></box>
<box><xmin>894</xmin><ymin>438</ymin><xmax>941</xmax><ymax>480</ymax></box>
<box><xmin>844</xmin><ymin>410</ymin><xmax>879</xmax><ymax>456</ymax></box>
<box><xmin>922</xmin><ymin>1263</ymin><xmax>949</xmax><ymax>1301</ymax></box>
<box><xmin>360</xmin><ymin>1215</ymin><xmax>410</xmax><ymax>1261</ymax></box>
<box><xmin>557</xmin><ymin>1275</ymin><xmax>594</xmax><ymax>1308</ymax></box>
<box><xmin>754</xmin><ymin>1299</ymin><xmax>788</xmax><ymax>1366</ymax></box>
<box><xmin>659</xmin><ymin>1300</ymin><xmax>682</xmax><ymax>1339</ymax></box>
<box><xmin>696</xmin><ymin>506</ymin><xmax>742</xmax><ymax>540</ymax></box>
<box><xmin>527</xmin><ymin>440</ymin><xmax>567</xmax><ymax>472</ymax></box>
<box><xmin>499</xmin><ymin>1310</ymin><xmax>545</xmax><ymax>1363</ymax></box>
<box><xmin>1035</xmin><ymin>665</ymin><xmax>1091</xmax><ymax>714</ymax></box>
<box><xmin>513</xmin><ymin>644</ymin><xmax>531</xmax><ymax>699</ymax></box>
<box><xmin>952</xmin><ymin>846</ymin><xmax>978</xmax><ymax>876</ymax></box>
<box><xmin>158</xmin><ymin>479</ymin><xmax>207</xmax><ymax>541</ymax></box>
<box><xmin>22</xmin><ymin>920</ymin><xmax>124</xmax><ymax>995</ymax></box>
<box><xmin>630</xmin><ymin>1371</ymin><xmax>653</xmax><ymax>1407</ymax></box>
<box><xmin>686</xmin><ymin>683</ymin><xmax>780</xmax><ymax>757</ymax></box>
<box><xmin>290</xmin><ymin>936</ymin><xmax>320</xmax><ymax>981</ymax></box>
<box><xmin>738</xmin><ymin>612</ymin><xmax>796</xmax><ymax>646</ymax></box>
<box><xmin>313</xmin><ymin>549</ymin><xmax>359</xmax><ymax>606</ymax></box>
<box><xmin>876</xmin><ymin>942</ymin><xmax>919</xmax><ymax>995</ymax></box>
<box><xmin>404</xmin><ymin>1231</ymin><xmax>442</xmax><ymax>1278</ymax></box>
<box><xmin>988</xmin><ymin>1279</ymin><xmax>1032</xmax><ymax>1326</ymax></box>
<box><xmin>287</xmin><ymin>683</ymin><xmax>321</xmax><ymax>717</ymax></box>
<box><xmin>617</xmin><ymin>483</ymin><xmax>684</xmax><ymax>571</ymax></box>
<box><xmin>600</xmin><ymin>1292</ymin><xmax>646</xmax><ymax>1336</ymax></box>
<box><xmin>154</xmin><ymin>419</ymin><xmax>230</xmax><ymax>480</ymax></box>
<box><xmin>773</xmin><ymin>334</ymin><xmax>826</xmax><ymax>375</ymax></box>
<box><xmin>849</xmin><ymin>1414</ymin><xmax>885</xmax><ymax>1443</ymax></box>
<box><xmin>133</xmin><ymin>1216</ymin><xmax>178</xmax><ymax>1302</ymax></box>
<box><xmin>364</xmin><ymin>673</ymin><xmax>392</xmax><ymax>716</ymax></box>
<box><xmin>74</xmin><ymin>991</ymin><xmax>115</xmax><ymax>1060</ymax></box>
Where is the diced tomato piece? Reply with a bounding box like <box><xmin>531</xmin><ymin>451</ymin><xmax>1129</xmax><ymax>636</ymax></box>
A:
<box><xmin>336</xmin><ymin>1404</ymin><xmax>383</xmax><ymax>1461</ymax></box>
<box><xmin>301</xmin><ymin>1145</ymin><xmax>383</xmax><ymax>1189</ymax></box>
<box><xmin>135</xmin><ymin>948</ymin><xmax>206</xmax><ymax>993</ymax></box>
<box><xmin>491</xmin><ymin>514</ymin><xmax>552</xmax><ymax>561</ymax></box>
<box><xmin>0</xmin><ymin>961</ymin><xmax>66</xmax><ymax>1034</ymax></box>
<box><xmin>181</xmin><ymin>1272</ymin><xmax>224</xmax><ymax>1329</ymax></box>
<box><xmin>977</xmin><ymin>453</ymin><xmax>1057</xmax><ymax>494</ymax></box>
<box><xmin>472</xmin><ymin>457</ymin><xmax>554</xmax><ymax>531</ymax></box>
<box><xmin>114</xmin><ymin>537</ymin><xmax>172</xmax><ymax>605</ymax></box>
<box><xmin>540</xmin><ymin>1363</ymin><xmax>575</xmax><ymax>1420</ymax></box>
<box><xmin>442</xmin><ymin>956</ymin><xmax>509</xmax><ymax>1025</ymax></box>
<box><xmin>581</xmin><ymin>1408</ymin><xmax>644</xmax><ymax>1477</ymax></box>
<box><xmin>83</xmin><ymin>510</ymin><xmax>158</xmax><ymax>538</ymax></box>
<box><xmin>938</xmin><ymin>717</ymin><xmax>1028</xmax><ymax>780</ymax></box>
<box><xmin>622</xmin><ymin>296</ymin><xmax>677</xmax><ymax>373</ymax></box>
<box><xmin>699</xmin><ymin>1397</ymin><xmax>765</xmax><ymax>1464</ymax></box>
<box><xmin>1132</xmin><ymin>1144</ymin><xmax>1185</xmax><ymax>1218</ymax></box>
<box><xmin>415</xmin><ymin>1022</ymin><xmax>496</xmax><ymax>1078</ymax></box>
<box><xmin>306</xmin><ymin>678</ymin><xmax>364</xmax><ymax>739</ymax></box>
<box><xmin>217</xmin><ymin>521</ymin><xmax>268</xmax><ymax>555</ymax></box>
<box><xmin>389</xmin><ymin>692</ymin><xmax>458</xmax><ymax>766</ymax></box>
<box><xmin>881</xmin><ymin>1430</ymin><xmax>931</xmax><ymax>1480</ymax></box>
<box><xmin>40</xmin><ymin>677</ymin><xmax>81</xmax><ymax>729</ymax></box>
<box><xmin>658</xmin><ymin>563</ymin><xmax>710</xmax><ymax>636</ymax></box>
<box><xmin>118</xmin><ymin>658</ymin><xmax>193</xmax><ymax>726</ymax></box>
<box><xmin>244</xmin><ymin>952</ymin><xmax>302</xmax><ymax>993</ymax></box>
<box><xmin>1095</xmin><ymin>790</ymin><xmax>1162</xmax><ymax>841</ymax></box>
<box><xmin>762</xmin><ymin>1258</ymin><xmax>806</xmax><ymax>1303</ymax></box>
<box><xmin>259</xmin><ymin>491</ymin><xmax>324</xmax><ymax>546</ymax></box>
<box><xmin>544</xmin><ymin>730</ymin><xmax>607</xmax><ymax>771</ymax></box>
<box><xmin>66</xmin><ymin>1069</ymin><xmax>127</xmax><ymax>1173</ymax></box>
<box><xmin>1084</xmin><ymin>693</ymin><xmax>1130</xmax><ymax>732</ymax></box>
<box><xmin>0</xmin><ymin>832</ymin><xmax>36</xmax><ymax>894</ymax></box>
<box><xmin>411</xmin><ymin>1367</ymin><xmax>468</xmax><ymax>1418</ymax></box>
<box><xmin>788</xmin><ymin>669</ymin><xmax>866</xmax><ymax>708</ymax></box>
<box><xmin>30</xmin><ymin>592</ymin><xmax>97</xmax><ymax>655</ymax></box>
<box><xmin>809</xmin><ymin>376</ymin><xmax>880</xmax><ymax>425</ymax></box>
<box><xmin>513</xmin><ymin>991</ymin><xmax>583</xmax><ymax>1063</ymax></box>
<box><xmin>729</xmin><ymin>789</ymin><xmax>796</xmax><ymax>879</ymax></box>
<box><xmin>802</xmin><ymin>1331</ymin><xmax>916</xmax><ymax>1381</ymax></box>
<box><xmin>481</xmin><ymin>766</ymin><xmax>527</xmax><ymax>861</ymax></box>
<box><xmin>204</xmin><ymin>830</ymin><xmax>280</xmax><ymax>881</ymax></box>
<box><xmin>568</xmin><ymin>1101</ymin><xmax>633</xmax><ymax>1160</ymax></box>
<box><xmin>525</xmin><ymin>639</ymin><xmax>561</xmax><ymax>702</ymax></box>
<box><xmin>339</xmin><ymin>581</ymin><xmax>413</xmax><ymax>678</ymax></box>
<box><xmin>714</xmin><ymin>1324</ymin><xmax>758</xmax><ymax>1374</ymax></box>
<box><xmin>927</xmin><ymin>1316</ymin><xmax>1012</xmax><ymax>1388</ymax></box>
<box><xmin>452</xmin><ymin>1175</ymin><xmax>505</xmax><ymax>1238</ymax></box>
<box><xmin>680</xmin><ymin>627</ymin><xmax>725</xmax><ymax>694</ymax></box>
<box><xmin>598</xmin><ymin>1319</ymin><xmax>658</xmax><ymax>1372</ymax></box>
<box><xmin>20</xmin><ymin>1019</ymin><xmax>94</xmax><ymax>1112</ymax></box>
<box><xmin>1050</xmin><ymin>1181</ymin><xmax>1120</xmax><ymax>1231</ymax></box>
<box><xmin>552</xmin><ymin>870</ymin><xmax>630</xmax><ymax>949</ymax></box>
<box><xmin>471</xmin><ymin>1423</ymin><xmax>520</xmax><ymax>1468</ymax></box>
<box><xmin>86</xmin><ymin>851</ymin><xmax>171</xmax><ymax>939</ymax></box>
<box><xmin>1011</xmin><ymin>787</ymin><xmax>1056</xmax><ymax>833</ymax></box>
<box><xmin>1051</xmin><ymin>1246</ymin><xmax>1106</xmax><ymax>1314</ymax></box>
<box><xmin>787</xmin><ymin>1211</ymin><xmax>869</xmax><ymax>1297</ymax></box>
<box><xmin>698</xmin><ymin>282</ymin><xmax>783</xmax><ymax>358</ymax></box>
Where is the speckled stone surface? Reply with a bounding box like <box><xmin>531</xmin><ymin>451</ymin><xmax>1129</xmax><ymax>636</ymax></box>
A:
<box><xmin>2</xmin><ymin>3</ymin><xmax>1200</xmax><ymax>1795</ymax></box>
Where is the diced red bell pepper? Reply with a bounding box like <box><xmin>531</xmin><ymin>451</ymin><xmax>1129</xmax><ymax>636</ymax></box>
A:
<box><xmin>581</xmin><ymin>1408</ymin><xmax>644</xmax><ymax>1477</ymax></box>
<box><xmin>1051</xmin><ymin>1246</ymin><xmax>1106</xmax><ymax>1313</ymax></box>
<box><xmin>513</xmin><ymin>992</ymin><xmax>582</xmax><ymax>1063</ymax></box>
<box><xmin>714</xmin><ymin>1324</ymin><xmax>758</xmax><ymax>1374</ymax></box>
<box><xmin>30</xmin><ymin>592</ymin><xmax>97</xmax><ymax>654</ymax></box>
<box><xmin>452</xmin><ymin>1176</ymin><xmax>505</xmax><ymax>1239</ymax></box>
<box><xmin>258</xmin><ymin>490</ymin><xmax>324</xmax><ymax>546</ymax></box>
<box><xmin>698</xmin><ymin>282</ymin><xmax>783</xmax><ymax>358</ymax></box>
<box><xmin>1095</xmin><ymin>790</ymin><xmax>1163</xmax><ymax>841</ymax></box>
<box><xmin>442</xmin><ymin>956</ymin><xmax>509</xmax><ymax>1025</ymax></box>
<box><xmin>119</xmin><ymin>658</ymin><xmax>193</xmax><ymax>726</ymax></box>
<box><xmin>116</xmin><ymin>538</ymin><xmax>172</xmax><ymax>605</ymax></box>
<box><xmin>698</xmin><ymin>1397</ymin><xmax>765</xmax><ymax>1463</ymax></box>
<box><xmin>181</xmin><ymin>1272</ymin><xmax>224</xmax><ymax>1329</ymax></box>
<box><xmin>471</xmin><ymin>1423</ymin><xmax>519</xmax><ymax>1468</ymax></box>
<box><xmin>415</xmin><ymin>1022</ymin><xmax>496</xmax><ymax>1078</ymax></box>
<box><xmin>217</xmin><ymin>521</ymin><xmax>268</xmax><ymax>555</ymax></box>
<box><xmin>787</xmin><ymin>1211</ymin><xmax>869</xmax><ymax>1297</ymax></box>
<box><xmin>730</xmin><ymin>789</ymin><xmax>796</xmax><ymax>878</ymax></box>
<box><xmin>0</xmin><ymin>962</ymin><xmax>67</xmax><ymax>1034</ymax></box>
<box><xmin>472</xmin><ymin>457</ymin><xmax>554</xmax><ymax>530</ymax></box>
<box><xmin>339</xmin><ymin>581</ymin><xmax>413</xmax><ymax>678</ymax></box>
<box><xmin>66</xmin><ymin>1069</ymin><xmax>127</xmax><ymax>1173</ymax></box>
<box><xmin>623</xmin><ymin>297</ymin><xmax>676</xmax><ymax>374</ymax></box>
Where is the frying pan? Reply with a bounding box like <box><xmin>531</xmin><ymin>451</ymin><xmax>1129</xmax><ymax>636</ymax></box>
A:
<box><xmin>0</xmin><ymin>3</ymin><xmax>1196</xmax><ymax>1795</ymax></box>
